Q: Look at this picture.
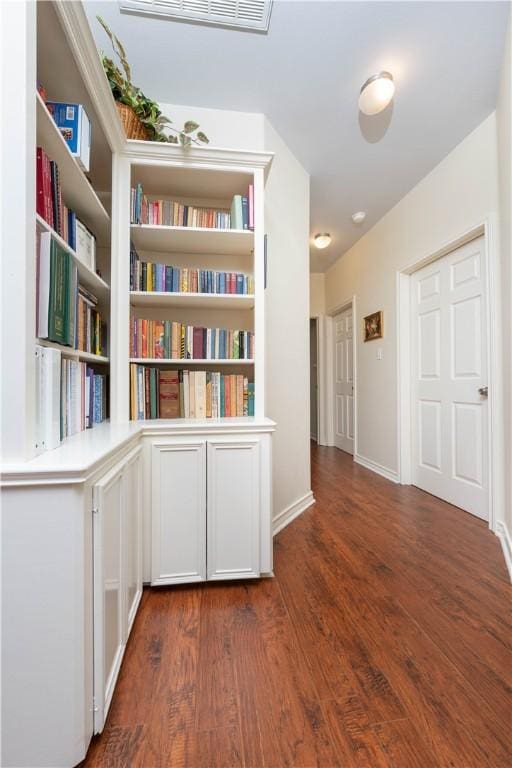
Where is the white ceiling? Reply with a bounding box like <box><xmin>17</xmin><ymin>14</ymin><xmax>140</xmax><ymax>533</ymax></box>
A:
<box><xmin>85</xmin><ymin>0</ymin><xmax>509</xmax><ymax>271</ymax></box>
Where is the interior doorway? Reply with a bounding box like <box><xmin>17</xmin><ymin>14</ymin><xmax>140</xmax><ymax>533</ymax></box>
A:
<box><xmin>410</xmin><ymin>235</ymin><xmax>489</xmax><ymax>520</ymax></box>
<box><xmin>310</xmin><ymin>318</ymin><xmax>318</xmax><ymax>441</ymax></box>
<box><xmin>333</xmin><ymin>305</ymin><xmax>354</xmax><ymax>455</ymax></box>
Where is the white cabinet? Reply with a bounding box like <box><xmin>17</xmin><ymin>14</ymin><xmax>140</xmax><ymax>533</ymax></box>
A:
<box><xmin>151</xmin><ymin>440</ymin><xmax>206</xmax><ymax>585</ymax></box>
<box><xmin>207</xmin><ymin>438</ymin><xmax>260</xmax><ymax>580</ymax></box>
<box><xmin>93</xmin><ymin>445</ymin><xmax>142</xmax><ymax>733</ymax></box>
<box><xmin>150</xmin><ymin>433</ymin><xmax>269</xmax><ymax>586</ymax></box>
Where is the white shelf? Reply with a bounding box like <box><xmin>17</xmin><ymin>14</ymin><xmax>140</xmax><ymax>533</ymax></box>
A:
<box><xmin>130</xmin><ymin>224</ymin><xmax>253</xmax><ymax>256</ymax></box>
<box><xmin>36</xmin><ymin>214</ymin><xmax>110</xmax><ymax>300</ymax></box>
<box><xmin>36</xmin><ymin>93</ymin><xmax>110</xmax><ymax>245</ymax></box>
<box><xmin>37</xmin><ymin>339</ymin><xmax>109</xmax><ymax>364</ymax></box>
<box><xmin>129</xmin><ymin>358</ymin><xmax>254</xmax><ymax>365</ymax></box>
<box><xmin>129</xmin><ymin>291</ymin><xmax>254</xmax><ymax>310</ymax></box>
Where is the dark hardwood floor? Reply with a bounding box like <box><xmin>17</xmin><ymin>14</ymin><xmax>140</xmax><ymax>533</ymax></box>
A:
<box><xmin>85</xmin><ymin>443</ymin><xmax>512</xmax><ymax>767</ymax></box>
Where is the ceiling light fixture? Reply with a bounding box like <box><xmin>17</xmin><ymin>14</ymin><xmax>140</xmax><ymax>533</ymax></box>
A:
<box><xmin>313</xmin><ymin>233</ymin><xmax>331</xmax><ymax>249</ymax></box>
<box><xmin>358</xmin><ymin>71</ymin><xmax>395</xmax><ymax>116</ymax></box>
<box><xmin>352</xmin><ymin>211</ymin><xmax>366</xmax><ymax>224</ymax></box>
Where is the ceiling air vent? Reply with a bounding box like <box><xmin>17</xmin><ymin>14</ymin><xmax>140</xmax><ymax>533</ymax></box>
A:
<box><xmin>119</xmin><ymin>0</ymin><xmax>273</xmax><ymax>32</ymax></box>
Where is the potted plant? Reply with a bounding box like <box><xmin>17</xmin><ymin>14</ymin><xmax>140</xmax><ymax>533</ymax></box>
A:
<box><xmin>97</xmin><ymin>17</ymin><xmax>209</xmax><ymax>146</ymax></box>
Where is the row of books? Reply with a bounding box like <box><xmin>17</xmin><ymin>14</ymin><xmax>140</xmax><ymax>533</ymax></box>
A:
<box><xmin>36</xmin><ymin>146</ymin><xmax>96</xmax><ymax>269</ymax></box>
<box><xmin>130</xmin><ymin>246</ymin><xmax>253</xmax><ymax>294</ymax></box>
<box><xmin>130</xmin><ymin>320</ymin><xmax>254</xmax><ymax>360</ymax></box>
<box><xmin>130</xmin><ymin>366</ymin><xmax>255</xmax><ymax>420</ymax></box>
<box><xmin>35</xmin><ymin>345</ymin><xmax>107</xmax><ymax>454</ymax></box>
<box><xmin>130</xmin><ymin>183</ymin><xmax>254</xmax><ymax>230</ymax></box>
<box><xmin>37</xmin><ymin>231</ymin><xmax>106</xmax><ymax>355</ymax></box>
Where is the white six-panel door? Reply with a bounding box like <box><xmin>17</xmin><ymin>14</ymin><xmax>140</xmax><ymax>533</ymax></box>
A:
<box><xmin>333</xmin><ymin>307</ymin><xmax>354</xmax><ymax>454</ymax></box>
<box><xmin>411</xmin><ymin>236</ymin><xmax>488</xmax><ymax>520</ymax></box>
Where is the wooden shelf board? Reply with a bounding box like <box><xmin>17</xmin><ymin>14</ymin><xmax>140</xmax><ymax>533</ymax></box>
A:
<box><xmin>129</xmin><ymin>358</ymin><xmax>254</xmax><ymax>365</ymax></box>
<box><xmin>36</xmin><ymin>93</ymin><xmax>110</xmax><ymax>245</ymax></box>
<box><xmin>130</xmin><ymin>224</ymin><xmax>253</xmax><ymax>256</ymax></box>
<box><xmin>129</xmin><ymin>291</ymin><xmax>254</xmax><ymax>310</ymax></box>
<box><xmin>36</xmin><ymin>214</ymin><xmax>110</xmax><ymax>300</ymax></box>
<box><xmin>37</xmin><ymin>339</ymin><xmax>109</xmax><ymax>364</ymax></box>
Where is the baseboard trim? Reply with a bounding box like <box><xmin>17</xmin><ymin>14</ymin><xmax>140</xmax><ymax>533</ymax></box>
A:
<box><xmin>354</xmin><ymin>453</ymin><xmax>400</xmax><ymax>484</ymax></box>
<box><xmin>273</xmin><ymin>491</ymin><xmax>315</xmax><ymax>536</ymax></box>
<box><xmin>496</xmin><ymin>521</ymin><xmax>512</xmax><ymax>582</ymax></box>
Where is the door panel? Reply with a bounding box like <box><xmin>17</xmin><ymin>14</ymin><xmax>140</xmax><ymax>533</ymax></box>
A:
<box><xmin>93</xmin><ymin>465</ymin><xmax>124</xmax><ymax>733</ymax></box>
<box><xmin>124</xmin><ymin>447</ymin><xmax>143</xmax><ymax>634</ymax></box>
<box><xmin>207</xmin><ymin>439</ymin><xmax>260</xmax><ymax>580</ymax></box>
<box><xmin>333</xmin><ymin>307</ymin><xmax>354</xmax><ymax>454</ymax></box>
<box><xmin>411</xmin><ymin>236</ymin><xmax>488</xmax><ymax>520</ymax></box>
<box><xmin>151</xmin><ymin>441</ymin><xmax>206</xmax><ymax>585</ymax></box>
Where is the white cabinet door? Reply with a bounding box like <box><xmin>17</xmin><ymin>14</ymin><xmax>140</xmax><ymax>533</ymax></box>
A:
<box><xmin>124</xmin><ymin>446</ymin><xmax>143</xmax><ymax>635</ymax></box>
<box><xmin>93</xmin><ymin>462</ymin><xmax>124</xmax><ymax>733</ymax></box>
<box><xmin>151</xmin><ymin>440</ymin><xmax>206</xmax><ymax>585</ymax></box>
<box><xmin>207</xmin><ymin>438</ymin><xmax>260</xmax><ymax>580</ymax></box>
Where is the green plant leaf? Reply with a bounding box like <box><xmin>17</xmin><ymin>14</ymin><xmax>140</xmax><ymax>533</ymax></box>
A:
<box><xmin>196</xmin><ymin>132</ymin><xmax>209</xmax><ymax>144</ymax></box>
<box><xmin>183</xmin><ymin>121</ymin><xmax>200</xmax><ymax>134</ymax></box>
<box><xmin>179</xmin><ymin>132</ymin><xmax>192</xmax><ymax>147</ymax></box>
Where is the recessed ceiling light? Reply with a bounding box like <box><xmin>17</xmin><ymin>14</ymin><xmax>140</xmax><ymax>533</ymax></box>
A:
<box><xmin>313</xmin><ymin>233</ymin><xmax>331</xmax><ymax>249</ymax></box>
<box><xmin>352</xmin><ymin>211</ymin><xmax>366</xmax><ymax>224</ymax></box>
<box><xmin>359</xmin><ymin>72</ymin><xmax>395</xmax><ymax>115</ymax></box>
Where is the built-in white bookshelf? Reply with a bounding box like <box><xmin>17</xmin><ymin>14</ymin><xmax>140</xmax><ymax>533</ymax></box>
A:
<box><xmin>113</xmin><ymin>143</ymin><xmax>271</xmax><ymax>423</ymax></box>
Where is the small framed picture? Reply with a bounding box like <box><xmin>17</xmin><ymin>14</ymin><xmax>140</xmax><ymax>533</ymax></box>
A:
<box><xmin>364</xmin><ymin>310</ymin><xmax>383</xmax><ymax>342</ymax></box>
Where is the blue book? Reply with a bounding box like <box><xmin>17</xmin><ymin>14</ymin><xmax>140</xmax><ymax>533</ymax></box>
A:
<box><xmin>68</xmin><ymin>210</ymin><xmax>76</xmax><ymax>250</ymax></box>
<box><xmin>220</xmin><ymin>273</ymin><xmax>226</xmax><ymax>293</ymax></box>
<box><xmin>236</xmin><ymin>274</ymin><xmax>244</xmax><ymax>294</ymax></box>
<box><xmin>172</xmin><ymin>268</ymin><xmax>179</xmax><ymax>293</ymax></box>
<box><xmin>241</xmin><ymin>196</ymin><xmax>249</xmax><ymax>230</ymax></box>
<box><xmin>165</xmin><ymin>266</ymin><xmax>172</xmax><ymax>292</ymax></box>
<box><xmin>46</xmin><ymin>102</ymin><xmax>91</xmax><ymax>173</ymax></box>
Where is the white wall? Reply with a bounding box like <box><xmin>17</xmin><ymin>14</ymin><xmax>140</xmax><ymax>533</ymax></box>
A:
<box><xmin>496</xmin><ymin>14</ymin><xmax>512</xmax><ymax>558</ymax></box>
<box><xmin>325</xmin><ymin>114</ymin><xmax>499</xmax><ymax>474</ymax></box>
<box><xmin>264</xmin><ymin>117</ymin><xmax>312</xmax><ymax>523</ymax></box>
<box><xmin>158</xmin><ymin>102</ymin><xmax>264</xmax><ymax>150</ymax></box>
<box><xmin>159</xmin><ymin>103</ymin><xmax>312</xmax><ymax>523</ymax></box>
<box><xmin>310</xmin><ymin>273</ymin><xmax>326</xmax><ymax>316</ymax></box>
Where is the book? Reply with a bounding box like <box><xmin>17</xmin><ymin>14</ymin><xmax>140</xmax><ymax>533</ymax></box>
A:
<box><xmin>46</xmin><ymin>101</ymin><xmax>91</xmax><ymax>173</ymax></box>
<box><xmin>230</xmin><ymin>194</ymin><xmax>243</xmax><ymax>230</ymax></box>
<box><xmin>159</xmin><ymin>370</ymin><xmax>180</xmax><ymax>418</ymax></box>
<box><xmin>48</xmin><ymin>239</ymin><xmax>70</xmax><ymax>345</ymax></box>
<box><xmin>75</xmin><ymin>219</ymin><xmax>96</xmax><ymax>271</ymax></box>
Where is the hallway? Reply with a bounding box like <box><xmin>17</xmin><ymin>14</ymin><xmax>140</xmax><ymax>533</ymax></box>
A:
<box><xmin>85</xmin><ymin>444</ymin><xmax>512</xmax><ymax>767</ymax></box>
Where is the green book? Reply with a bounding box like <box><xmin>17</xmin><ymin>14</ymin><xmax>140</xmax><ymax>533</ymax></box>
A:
<box><xmin>48</xmin><ymin>240</ymin><xmax>70</xmax><ymax>345</ymax></box>
<box><xmin>230</xmin><ymin>195</ymin><xmax>243</xmax><ymax>229</ymax></box>
<box><xmin>248</xmin><ymin>383</ymin><xmax>255</xmax><ymax>416</ymax></box>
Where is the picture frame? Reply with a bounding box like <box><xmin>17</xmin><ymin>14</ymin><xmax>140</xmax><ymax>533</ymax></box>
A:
<box><xmin>363</xmin><ymin>310</ymin><xmax>383</xmax><ymax>342</ymax></box>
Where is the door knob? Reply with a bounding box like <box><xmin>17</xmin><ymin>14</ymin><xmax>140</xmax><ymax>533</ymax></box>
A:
<box><xmin>478</xmin><ymin>386</ymin><xmax>488</xmax><ymax>397</ymax></box>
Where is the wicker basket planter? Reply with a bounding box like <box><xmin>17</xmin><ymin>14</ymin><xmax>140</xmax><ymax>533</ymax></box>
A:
<box><xmin>116</xmin><ymin>102</ymin><xmax>149</xmax><ymax>141</ymax></box>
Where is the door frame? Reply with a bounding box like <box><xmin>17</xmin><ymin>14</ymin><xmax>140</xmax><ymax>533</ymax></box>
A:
<box><xmin>310</xmin><ymin>313</ymin><xmax>329</xmax><ymax>445</ymax></box>
<box><xmin>397</xmin><ymin>216</ymin><xmax>503</xmax><ymax>532</ymax></box>
<box><xmin>326</xmin><ymin>296</ymin><xmax>358</xmax><ymax>453</ymax></box>
<box><xmin>309</xmin><ymin>316</ymin><xmax>319</xmax><ymax>441</ymax></box>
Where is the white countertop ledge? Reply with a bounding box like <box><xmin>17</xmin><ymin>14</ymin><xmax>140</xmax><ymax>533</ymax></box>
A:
<box><xmin>1</xmin><ymin>418</ymin><xmax>276</xmax><ymax>486</ymax></box>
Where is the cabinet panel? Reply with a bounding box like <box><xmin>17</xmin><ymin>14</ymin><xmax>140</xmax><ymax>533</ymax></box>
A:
<box><xmin>207</xmin><ymin>439</ymin><xmax>260</xmax><ymax>580</ymax></box>
<box><xmin>93</xmin><ymin>464</ymin><xmax>124</xmax><ymax>734</ymax></box>
<box><xmin>124</xmin><ymin>447</ymin><xmax>143</xmax><ymax>635</ymax></box>
<box><xmin>151</xmin><ymin>441</ymin><xmax>206</xmax><ymax>585</ymax></box>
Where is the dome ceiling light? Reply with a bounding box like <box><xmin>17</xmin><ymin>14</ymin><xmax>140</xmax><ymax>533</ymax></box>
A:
<box><xmin>313</xmin><ymin>233</ymin><xmax>332</xmax><ymax>249</ymax></box>
<box><xmin>359</xmin><ymin>72</ymin><xmax>395</xmax><ymax>116</ymax></box>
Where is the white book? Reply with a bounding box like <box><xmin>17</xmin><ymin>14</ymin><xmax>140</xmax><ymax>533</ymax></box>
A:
<box><xmin>183</xmin><ymin>370</ymin><xmax>190</xmax><ymax>418</ymax></box>
<box><xmin>78</xmin><ymin>105</ymin><xmax>91</xmax><ymax>173</ymax></box>
<box><xmin>206</xmin><ymin>328</ymin><xmax>212</xmax><ymax>360</ymax></box>
<box><xmin>34</xmin><ymin>346</ymin><xmax>45</xmax><ymax>455</ymax></box>
<box><xmin>189</xmin><ymin>370</ymin><xmax>195</xmax><ymax>418</ymax></box>
<box><xmin>195</xmin><ymin>371</ymin><xmax>206</xmax><ymax>419</ymax></box>
<box><xmin>35</xmin><ymin>346</ymin><xmax>62</xmax><ymax>452</ymax></box>
<box><xmin>215</xmin><ymin>328</ymin><xmax>220</xmax><ymax>360</ymax></box>
<box><xmin>75</xmin><ymin>219</ymin><xmax>96</xmax><ymax>271</ymax></box>
<box><xmin>37</xmin><ymin>232</ymin><xmax>52</xmax><ymax>338</ymax></box>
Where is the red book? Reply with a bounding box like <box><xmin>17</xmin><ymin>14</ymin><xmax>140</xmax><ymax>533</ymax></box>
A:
<box><xmin>159</xmin><ymin>371</ymin><xmax>180</xmax><ymax>418</ymax></box>
<box><xmin>36</xmin><ymin>148</ymin><xmax>46</xmax><ymax>220</ymax></box>
<box><xmin>144</xmin><ymin>368</ymin><xmax>151</xmax><ymax>418</ymax></box>
<box><xmin>193</xmin><ymin>327</ymin><xmax>203</xmax><ymax>359</ymax></box>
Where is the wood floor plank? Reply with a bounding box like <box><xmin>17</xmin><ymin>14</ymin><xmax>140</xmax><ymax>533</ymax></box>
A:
<box><xmin>84</xmin><ymin>443</ymin><xmax>512</xmax><ymax>768</ymax></box>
